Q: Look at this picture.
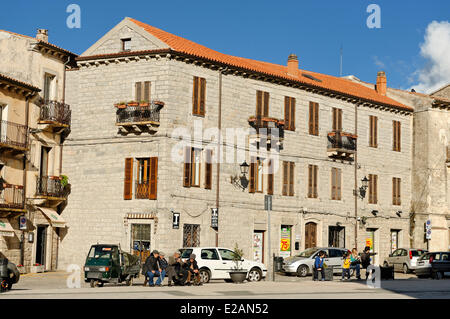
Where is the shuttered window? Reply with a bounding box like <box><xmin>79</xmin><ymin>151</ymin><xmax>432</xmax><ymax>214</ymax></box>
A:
<box><xmin>392</xmin><ymin>177</ymin><xmax>401</xmax><ymax>206</ymax></box>
<box><xmin>183</xmin><ymin>147</ymin><xmax>192</xmax><ymax>187</ymax></box>
<box><xmin>249</xmin><ymin>157</ymin><xmax>256</xmax><ymax>193</ymax></box>
<box><xmin>282</xmin><ymin>161</ymin><xmax>294</xmax><ymax>196</ymax></box>
<box><xmin>308</xmin><ymin>164</ymin><xmax>318</xmax><ymax>198</ymax></box>
<box><xmin>369</xmin><ymin>116</ymin><xmax>378</xmax><ymax>148</ymax></box>
<box><xmin>256</xmin><ymin>90</ymin><xmax>269</xmax><ymax>117</ymax></box>
<box><xmin>267</xmin><ymin>159</ymin><xmax>274</xmax><ymax>195</ymax></box>
<box><xmin>205</xmin><ymin>149</ymin><xmax>212</xmax><ymax>190</ymax></box>
<box><xmin>368</xmin><ymin>174</ymin><xmax>378</xmax><ymax>204</ymax></box>
<box><xmin>284</xmin><ymin>96</ymin><xmax>296</xmax><ymax>131</ymax></box>
<box><xmin>393</xmin><ymin>120</ymin><xmax>401</xmax><ymax>152</ymax></box>
<box><xmin>124</xmin><ymin>158</ymin><xmax>133</xmax><ymax>200</ymax></box>
<box><xmin>309</xmin><ymin>102</ymin><xmax>319</xmax><ymax>136</ymax></box>
<box><xmin>331</xmin><ymin>167</ymin><xmax>342</xmax><ymax>200</ymax></box>
<box><xmin>149</xmin><ymin>157</ymin><xmax>158</xmax><ymax>199</ymax></box>
<box><xmin>135</xmin><ymin>81</ymin><xmax>151</xmax><ymax>102</ymax></box>
<box><xmin>192</xmin><ymin>76</ymin><xmax>206</xmax><ymax>116</ymax></box>
<box><xmin>447</xmin><ymin>146</ymin><xmax>450</xmax><ymax>162</ymax></box>
<box><xmin>332</xmin><ymin>108</ymin><xmax>343</xmax><ymax>131</ymax></box>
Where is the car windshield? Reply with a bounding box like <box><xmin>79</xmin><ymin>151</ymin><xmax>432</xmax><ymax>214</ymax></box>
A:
<box><xmin>411</xmin><ymin>250</ymin><xmax>425</xmax><ymax>257</ymax></box>
<box><xmin>296</xmin><ymin>248</ymin><xmax>319</xmax><ymax>258</ymax></box>
<box><xmin>88</xmin><ymin>246</ymin><xmax>114</xmax><ymax>259</ymax></box>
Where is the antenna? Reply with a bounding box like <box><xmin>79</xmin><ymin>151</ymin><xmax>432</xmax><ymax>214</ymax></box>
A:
<box><xmin>339</xmin><ymin>45</ymin><xmax>343</xmax><ymax>77</ymax></box>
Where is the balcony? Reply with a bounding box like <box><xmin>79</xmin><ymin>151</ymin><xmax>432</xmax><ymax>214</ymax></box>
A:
<box><xmin>0</xmin><ymin>120</ymin><xmax>28</xmax><ymax>153</ymax></box>
<box><xmin>38</xmin><ymin>100</ymin><xmax>71</xmax><ymax>130</ymax></box>
<box><xmin>136</xmin><ymin>181</ymin><xmax>150</xmax><ymax>199</ymax></box>
<box><xmin>36</xmin><ymin>176</ymin><xmax>70</xmax><ymax>200</ymax></box>
<box><xmin>248</xmin><ymin>116</ymin><xmax>284</xmax><ymax>150</ymax></box>
<box><xmin>327</xmin><ymin>131</ymin><xmax>357</xmax><ymax>161</ymax></box>
<box><xmin>115</xmin><ymin>100</ymin><xmax>164</xmax><ymax>135</ymax></box>
<box><xmin>0</xmin><ymin>184</ymin><xmax>25</xmax><ymax>212</ymax></box>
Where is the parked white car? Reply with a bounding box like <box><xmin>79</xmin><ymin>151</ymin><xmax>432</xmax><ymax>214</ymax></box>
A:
<box><xmin>180</xmin><ymin>247</ymin><xmax>267</xmax><ymax>283</ymax></box>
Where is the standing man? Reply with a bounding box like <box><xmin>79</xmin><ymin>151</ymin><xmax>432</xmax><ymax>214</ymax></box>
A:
<box><xmin>360</xmin><ymin>246</ymin><xmax>375</xmax><ymax>279</ymax></box>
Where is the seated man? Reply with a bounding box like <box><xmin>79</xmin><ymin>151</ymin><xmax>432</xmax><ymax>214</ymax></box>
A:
<box><xmin>167</xmin><ymin>251</ymin><xmax>188</xmax><ymax>286</ymax></box>
<box><xmin>186</xmin><ymin>254</ymin><xmax>202</xmax><ymax>286</ymax></box>
<box><xmin>313</xmin><ymin>251</ymin><xmax>326</xmax><ymax>281</ymax></box>
<box><xmin>146</xmin><ymin>250</ymin><xmax>162</xmax><ymax>287</ymax></box>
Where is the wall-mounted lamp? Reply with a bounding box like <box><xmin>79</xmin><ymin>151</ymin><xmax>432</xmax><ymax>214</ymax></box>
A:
<box><xmin>230</xmin><ymin>161</ymin><xmax>250</xmax><ymax>191</ymax></box>
<box><xmin>396</xmin><ymin>211</ymin><xmax>402</xmax><ymax>217</ymax></box>
<box><xmin>371</xmin><ymin>210</ymin><xmax>379</xmax><ymax>217</ymax></box>
<box><xmin>353</xmin><ymin>176</ymin><xmax>370</xmax><ymax>199</ymax></box>
<box><xmin>361</xmin><ymin>216</ymin><xmax>367</xmax><ymax>225</ymax></box>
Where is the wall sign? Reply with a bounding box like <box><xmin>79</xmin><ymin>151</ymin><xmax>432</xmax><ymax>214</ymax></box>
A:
<box><xmin>19</xmin><ymin>215</ymin><xmax>27</xmax><ymax>230</ymax></box>
<box><xmin>172</xmin><ymin>212</ymin><xmax>180</xmax><ymax>229</ymax></box>
<box><xmin>211</xmin><ymin>208</ymin><xmax>218</xmax><ymax>229</ymax></box>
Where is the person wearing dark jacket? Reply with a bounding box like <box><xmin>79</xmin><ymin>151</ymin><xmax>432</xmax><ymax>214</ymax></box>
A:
<box><xmin>313</xmin><ymin>251</ymin><xmax>326</xmax><ymax>281</ymax></box>
<box><xmin>167</xmin><ymin>251</ymin><xmax>187</xmax><ymax>286</ymax></box>
<box><xmin>360</xmin><ymin>246</ymin><xmax>376</xmax><ymax>279</ymax></box>
<box><xmin>157</xmin><ymin>252</ymin><xmax>168</xmax><ymax>286</ymax></box>
<box><xmin>144</xmin><ymin>250</ymin><xmax>162</xmax><ymax>287</ymax></box>
<box><xmin>186</xmin><ymin>254</ymin><xmax>202</xmax><ymax>286</ymax></box>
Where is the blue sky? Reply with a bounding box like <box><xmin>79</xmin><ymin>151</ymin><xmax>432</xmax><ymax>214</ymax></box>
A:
<box><xmin>1</xmin><ymin>0</ymin><xmax>449</xmax><ymax>92</ymax></box>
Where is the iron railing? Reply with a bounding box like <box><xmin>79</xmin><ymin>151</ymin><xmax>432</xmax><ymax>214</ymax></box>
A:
<box><xmin>183</xmin><ymin>224</ymin><xmax>201</xmax><ymax>248</ymax></box>
<box><xmin>0</xmin><ymin>184</ymin><xmax>24</xmax><ymax>209</ymax></box>
<box><xmin>0</xmin><ymin>120</ymin><xmax>27</xmax><ymax>150</ymax></box>
<box><xmin>39</xmin><ymin>100</ymin><xmax>71</xmax><ymax>126</ymax></box>
<box><xmin>135</xmin><ymin>181</ymin><xmax>150</xmax><ymax>199</ymax></box>
<box><xmin>116</xmin><ymin>102</ymin><xmax>162</xmax><ymax>124</ymax></box>
<box><xmin>248</xmin><ymin>116</ymin><xmax>285</xmax><ymax>139</ymax></box>
<box><xmin>36</xmin><ymin>176</ymin><xmax>69</xmax><ymax>199</ymax></box>
<box><xmin>327</xmin><ymin>131</ymin><xmax>357</xmax><ymax>152</ymax></box>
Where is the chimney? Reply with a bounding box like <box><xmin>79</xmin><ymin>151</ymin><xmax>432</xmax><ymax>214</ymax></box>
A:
<box><xmin>36</xmin><ymin>29</ymin><xmax>48</xmax><ymax>42</ymax></box>
<box><xmin>287</xmin><ymin>54</ymin><xmax>299</xmax><ymax>76</ymax></box>
<box><xmin>376</xmin><ymin>71</ymin><xmax>387</xmax><ymax>96</ymax></box>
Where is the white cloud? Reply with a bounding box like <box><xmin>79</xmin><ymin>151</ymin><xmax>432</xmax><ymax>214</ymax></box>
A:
<box><xmin>410</xmin><ymin>21</ymin><xmax>450</xmax><ymax>94</ymax></box>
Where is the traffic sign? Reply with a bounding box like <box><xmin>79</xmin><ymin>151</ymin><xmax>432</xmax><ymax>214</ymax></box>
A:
<box><xmin>19</xmin><ymin>215</ymin><xmax>27</xmax><ymax>230</ymax></box>
<box><xmin>211</xmin><ymin>208</ymin><xmax>218</xmax><ymax>229</ymax></box>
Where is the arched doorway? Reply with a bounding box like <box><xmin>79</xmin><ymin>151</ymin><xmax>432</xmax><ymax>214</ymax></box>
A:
<box><xmin>305</xmin><ymin>222</ymin><xmax>317</xmax><ymax>249</ymax></box>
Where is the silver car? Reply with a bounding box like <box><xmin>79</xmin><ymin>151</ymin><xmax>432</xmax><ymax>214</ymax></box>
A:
<box><xmin>383</xmin><ymin>248</ymin><xmax>427</xmax><ymax>274</ymax></box>
<box><xmin>281</xmin><ymin>247</ymin><xmax>349</xmax><ymax>277</ymax></box>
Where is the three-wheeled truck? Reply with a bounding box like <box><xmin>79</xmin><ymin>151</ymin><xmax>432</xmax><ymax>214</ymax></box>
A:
<box><xmin>84</xmin><ymin>244</ymin><xmax>140</xmax><ymax>287</ymax></box>
<box><xmin>0</xmin><ymin>257</ymin><xmax>20</xmax><ymax>292</ymax></box>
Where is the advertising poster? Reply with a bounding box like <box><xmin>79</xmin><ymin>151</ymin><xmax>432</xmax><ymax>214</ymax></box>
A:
<box><xmin>253</xmin><ymin>232</ymin><xmax>264</xmax><ymax>263</ymax></box>
<box><xmin>280</xmin><ymin>226</ymin><xmax>291</xmax><ymax>258</ymax></box>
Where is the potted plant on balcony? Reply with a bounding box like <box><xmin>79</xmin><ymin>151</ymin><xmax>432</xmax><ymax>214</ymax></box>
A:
<box><xmin>139</xmin><ymin>100</ymin><xmax>150</xmax><ymax>107</ymax></box>
<box><xmin>115</xmin><ymin>101</ymin><xmax>127</xmax><ymax>109</ymax></box>
<box><xmin>228</xmin><ymin>243</ymin><xmax>247</xmax><ymax>284</ymax></box>
<box><xmin>127</xmin><ymin>100</ymin><xmax>139</xmax><ymax>107</ymax></box>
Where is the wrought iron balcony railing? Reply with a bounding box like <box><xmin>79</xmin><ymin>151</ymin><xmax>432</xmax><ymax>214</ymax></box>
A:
<box><xmin>327</xmin><ymin>131</ymin><xmax>357</xmax><ymax>153</ymax></box>
<box><xmin>248</xmin><ymin>116</ymin><xmax>285</xmax><ymax>139</ymax></box>
<box><xmin>36</xmin><ymin>176</ymin><xmax>69</xmax><ymax>199</ymax></box>
<box><xmin>39</xmin><ymin>100</ymin><xmax>71</xmax><ymax>127</ymax></box>
<box><xmin>136</xmin><ymin>181</ymin><xmax>150</xmax><ymax>199</ymax></box>
<box><xmin>0</xmin><ymin>120</ymin><xmax>28</xmax><ymax>150</ymax></box>
<box><xmin>0</xmin><ymin>184</ymin><xmax>24</xmax><ymax>210</ymax></box>
<box><xmin>116</xmin><ymin>101</ymin><xmax>163</xmax><ymax>125</ymax></box>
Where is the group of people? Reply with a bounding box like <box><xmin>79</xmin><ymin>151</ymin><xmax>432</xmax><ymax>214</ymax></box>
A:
<box><xmin>313</xmin><ymin>246</ymin><xmax>374</xmax><ymax>281</ymax></box>
<box><xmin>141</xmin><ymin>250</ymin><xmax>202</xmax><ymax>287</ymax></box>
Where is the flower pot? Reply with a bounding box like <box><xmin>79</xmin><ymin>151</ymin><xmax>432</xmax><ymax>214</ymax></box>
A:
<box><xmin>229</xmin><ymin>271</ymin><xmax>247</xmax><ymax>283</ymax></box>
<box><xmin>17</xmin><ymin>266</ymin><xmax>26</xmax><ymax>274</ymax></box>
<box><xmin>30</xmin><ymin>265</ymin><xmax>44</xmax><ymax>273</ymax></box>
<box><xmin>128</xmin><ymin>102</ymin><xmax>139</xmax><ymax>107</ymax></box>
<box><xmin>139</xmin><ymin>103</ymin><xmax>150</xmax><ymax>107</ymax></box>
<box><xmin>116</xmin><ymin>104</ymin><xmax>127</xmax><ymax>109</ymax></box>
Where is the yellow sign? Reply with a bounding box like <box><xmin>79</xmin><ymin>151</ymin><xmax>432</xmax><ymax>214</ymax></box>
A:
<box><xmin>280</xmin><ymin>238</ymin><xmax>290</xmax><ymax>251</ymax></box>
<box><xmin>365</xmin><ymin>238</ymin><xmax>373</xmax><ymax>249</ymax></box>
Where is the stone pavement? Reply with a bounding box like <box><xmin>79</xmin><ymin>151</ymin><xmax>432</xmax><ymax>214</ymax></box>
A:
<box><xmin>2</xmin><ymin>271</ymin><xmax>449</xmax><ymax>299</ymax></box>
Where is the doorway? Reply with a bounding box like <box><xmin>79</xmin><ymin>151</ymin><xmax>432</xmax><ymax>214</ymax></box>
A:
<box><xmin>305</xmin><ymin>222</ymin><xmax>317</xmax><ymax>249</ymax></box>
<box><xmin>35</xmin><ymin>225</ymin><xmax>48</xmax><ymax>266</ymax></box>
<box><xmin>131</xmin><ymin>223</ymin><xmax>151</xmax><ymax>264</ymax></box>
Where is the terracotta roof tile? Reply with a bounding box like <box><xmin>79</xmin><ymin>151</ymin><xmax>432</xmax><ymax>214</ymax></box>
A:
<box><xmin>128</xmin><ymin>18</ymin><xmax>411</xmax><ymax>112</ymax></box>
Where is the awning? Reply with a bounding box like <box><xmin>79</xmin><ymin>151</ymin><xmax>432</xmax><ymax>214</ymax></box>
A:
<box><xmin>0</xmin><ymin>218</ymin><xmax>15</xmax><ymax>237</ymax></box>
<box><xmin>38</xmin><ymin>207</ymin><xmax>66</xmax><ymax>227</ymax></box>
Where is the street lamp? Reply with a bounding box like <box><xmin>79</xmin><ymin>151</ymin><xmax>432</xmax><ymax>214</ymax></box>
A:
<box><xmin>354</xmin><ymin>176</ymin><xmax>370</xmax><ymax>199</ymax></box>
<box><xmin>230</xmin><ymin>161</ymin><xmax>250</xmax><ymax>190</ymax></box>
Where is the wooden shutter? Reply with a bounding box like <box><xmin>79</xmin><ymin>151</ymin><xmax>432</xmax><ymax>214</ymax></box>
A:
<box><xmin>263</xmin><ymin>91</ymin><xmax>269</xmax><ymax>117</ymax></box>
<box><xmin>267</xmin><ymin>159</ymin><xmax>274</xmax><ymax>195</ymax></box>
<box><xmin>309</xmin><ymin>102</ymin><xmax>314</xmax><ymax>134</ymax></box>
<box><xmin>370</xmin><ymin>116</ymin><xmax>378</xmax><ymax>147</ymax></box>
<box><xmin>249</xmin><ymin>157</ymin><xmax>256</xmax><ymax>193</ymax></box>
<box><xmin>282</xmin><ymin>161</ymin><xmax>288</xmax><ymax>196</ymax></box>
<box><xmin>183</xmin><ymin>147</ymin><xmax>191</xmax><ymax>187</ymax></box>
<box><xmin>397</xmin><ymin>178</ymin><xmax>401</xmax><ymax>205</ymax></box>
<box><xmin>313</xmin><ymin>165</ymin><xmax>318</xmax><ymax>198</ymax></box>
<box><xmin>289</xmin><ymin>162</ymin><xmax>294</xmax><ymax>196</ymax></box>
<box><xmin>374</xmin><ymin>175</ymin><xmax>378</xmax><ymax>204</ymax></box>
<box><xmin>308</xmin><ymin>165</ymin><xmax>313</xmax><ymax>197</ymax></box>
<box><xmin>199</xmin><ymin>77</ymin><xmax>206</xmax><ymax>116</ymax></box>
<box><xmin>256</xmin><ymin>91</ymin><xmax>263</xmax><ymax>117</ymax></box>
<box><xmin>314</xmin><ymin>103</ymin><xmax>319</xmax><ymax>135</ymax></box>
<box><xmin>149</xmin><ymin>157</ymin><xmax>158</xmax><ymax>199</ymax></box>
<box><xmin>135</xmin><ymin>82</ymin><xmax>142</xmax><ymax>101</ymax></box>
<box><xmin>205</xmin><ymin>149</ymin><xmax>212</xmax><ymax>190</ymax></box>
<box><xmin>290</xmin><ymin>98</ymin><xmax>296</xmax><ymax>131</ymax></box>
<box><xmin>144</xmin><ymin>81</ymin><xmax>151</xmax><ymax>102</ymax></box>
<box><xmin>331</xmin><ymin>168</ymin><xmax>336</xmax><ymax>200</ymax></box>
<box><xmin>192</xmin><ymin>77</ymin><xmax>199</xmax><ymax>115</ymax></box>
<box><xmin>393</xmin><ymin>121</ymin><xmax>401</xmax><ymax>152</ymax></box>
<box><xmin>124</xmin><ymin>158</ymin><xmax>133</xmax><ymax>200</ymax></box>
<box><xmin>284</xmin><ymin>97</ymin><xmax>290</xmax><ymax>131</ymax></box>
<box><xmin>337</xmin><ymin>168</ymin><xmax>341</xmax><ymax>200</ymax></box>
<box><xmin>333</xmin><ymin>108</ymin><xmax>342</xmax><ymax>131</ymax></box>
<box><xmin>369</xmin><ymin>174</ymin><xmax>378</xmax><ymax>204</ymax></box>
<box><xmin>309</xmin><ymin>102</ymin><xmax>318</xmax><ymax>135</ymax></box>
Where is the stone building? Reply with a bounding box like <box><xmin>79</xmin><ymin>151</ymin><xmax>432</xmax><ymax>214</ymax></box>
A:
<box><xmin>0</xmin><ymin>29</ymin><xmax>76</xmax><ymax>272</ymax></box>
<box><xmin>60</xmin><ymin>17</ymin><xmax>414</xmax><ymax>270</ymax></box>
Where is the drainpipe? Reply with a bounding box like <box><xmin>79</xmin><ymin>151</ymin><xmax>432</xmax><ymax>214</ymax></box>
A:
<box><xmin>59</xmin><ymin>55</ymin><xmax>71</xmax><ymax>174</ymax></box>
<box><xmin>354</xmin><ymin>103</ymin><xmax>358</xmax><ymax>250</ymax></box>
<box><xmin>215</xmin><ymin>67</ymin><xmax>227</xmax><ymax>247</ymax></box>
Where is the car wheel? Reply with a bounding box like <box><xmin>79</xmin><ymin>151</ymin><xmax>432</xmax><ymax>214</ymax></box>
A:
<box><xmin>403</xmin><ymin>264</ymin><xmax>409</xmax><ymax>274</ymax></box>
<box><xmin>297</xmin><ymin>265</ymin><xmax>308</xmax><ymax>277</ymax></box>
<box><xmin>199</xmin><ymin>268</ymin><xmax>211</xmax><ymax>283</ymax></box>
<box><xmin>248</xmin><ymin>268</ymin><xmax>262</xmax><ymax>282</ymax></box>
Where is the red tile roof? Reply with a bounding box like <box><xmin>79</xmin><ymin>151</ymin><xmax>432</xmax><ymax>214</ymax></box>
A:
<box><xmin>127</xmin><ymin>18</ymin><xmax>411</xmax><ymax>112</ymax></box>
